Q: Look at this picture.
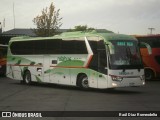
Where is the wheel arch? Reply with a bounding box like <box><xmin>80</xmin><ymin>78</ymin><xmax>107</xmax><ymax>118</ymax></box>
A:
<box><xmin>22</xmin><ymin>69</ymin><xmax>32</xmax><ymax>85</ymax></box>
<box><xmin>144</xmin><ymin>67</ymin><xmax>156</xmax><ymax>80</ymax></box>
<box><xmin>145</xmin><ymin>67</ymin><xmax>156</xmax><ymax>77</ymax></box>
<box><xmin>23</xmin><ymin>69</ymin><xmax>30</xmax><ymax>79</ymax></box>
<box><xmin>76</xmin><ymin>73</ymin><xmax>88</xmax><ymax>86</ymax></box>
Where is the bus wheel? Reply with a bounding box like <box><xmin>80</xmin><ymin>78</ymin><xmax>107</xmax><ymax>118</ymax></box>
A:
<box><xmin>77</xmin><ymin>75</ymin><xmax>89</xmax><ymax>89</ymax></box>
<box><xmin>145</xmin><ymin>69</ymin><xmax>154</xmax><ymax>81</ymax></box>
<box><xmin>23</xmin><ymin>71</ymin><xmax>32</xmax><ymax>84</ymax></box>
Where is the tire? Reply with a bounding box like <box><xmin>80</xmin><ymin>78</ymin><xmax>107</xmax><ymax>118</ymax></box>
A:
<box><xmin>77</xmin><ymin>75</ymin><xmax>89</xmax><ymax>89</ymax></box>
<box><xmin>145</xmin><ymin>69</ymin><xmax>154</xmax><ymax>81</ymax></box>
<box><xmin>23</xmin><ymin>71</ymin><xmax>32</xmax><ymax>84</ymax></box>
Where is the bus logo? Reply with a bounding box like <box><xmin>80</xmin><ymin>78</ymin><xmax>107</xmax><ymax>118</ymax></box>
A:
<box><xmin>2</xmin><ymin>112</ymin><xmax>11</xmax><ymax>117</ymax></box>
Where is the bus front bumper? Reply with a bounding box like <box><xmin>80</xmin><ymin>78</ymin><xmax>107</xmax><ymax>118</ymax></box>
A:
<box><xmin>110</xmin><ymin>76</ymin><xmax>145</xmax><ymax>88</ymax></box>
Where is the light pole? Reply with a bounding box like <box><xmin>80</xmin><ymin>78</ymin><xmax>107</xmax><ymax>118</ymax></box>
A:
<box><xmin>0</xmin><ymin>22</ymin><xmax>2</xmax><ymax>33</ymax></box>
<box><xmin>148</xmin><ymin>28</ymin><xmax>155</xmax><ymax>34</ymax></box>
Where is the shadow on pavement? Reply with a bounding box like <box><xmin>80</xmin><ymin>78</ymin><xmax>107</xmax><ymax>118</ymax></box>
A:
<box><xmin>10</xmin><ymin>80</ymin><xmax>144</xmax><ymax>95</ymax></box>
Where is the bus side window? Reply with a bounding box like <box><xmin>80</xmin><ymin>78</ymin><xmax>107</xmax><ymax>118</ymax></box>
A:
<box><xmin>88</xmin><ymin>40</ymin><xmax>98</xmax><ymax>71</ymax></box>
<box><xmin>98</xmin><ymin>41</ymin><xmax>108</xmax><ymax>74</ymax></box>
<box><xmin>60</xmin><ymin>38</ymin><xmax>87</xmax><ymax>54</ymax></box>
<box><xmin>46</xmin><ymin>39</ymin><xmax>62</xmax><ymax>54</ymax></box>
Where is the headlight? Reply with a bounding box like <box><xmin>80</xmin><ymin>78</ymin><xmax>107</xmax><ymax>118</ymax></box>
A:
<box><xmin>110</xmin><ymin>75</ymin><xmax>123</xmax><ymax>82</ymax></box>
<box><xmin>143</xmin><ymin>82</ymin><xmax>145</xmax><ymax>85</ymax></box>
<box><xmin>112</xmin><ymin>83</ymin><xmax>118</xmax><ymax>87</ymax></box>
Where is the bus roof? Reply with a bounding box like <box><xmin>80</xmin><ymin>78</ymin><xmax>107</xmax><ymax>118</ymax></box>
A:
<box><xmin>134</xmin><ymin>34</ymin><xmax>160</xmax><ymax>38</ymax></box>
<box><xmin>10</xmin><ymin>30</ymin><xmax>137</xmax><ymax>43</ymax></box>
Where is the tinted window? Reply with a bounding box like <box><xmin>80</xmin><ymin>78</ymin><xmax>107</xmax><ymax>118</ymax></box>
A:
<box><xmin>60</xmin><ymin>40</ymin><xmax>88</xmax><ymax>54</ymax></box>
<box><xmin>75</xmin><ymin>41</ymin><xmax>88</xmax><ymax>54</ymax></box>
<box><xmin>88</xmin><ymin>41</ymin><xmax>98</xmax><ymax>54</ymax></box>
<box><xmin>34</xmin><ymin>40</ymin><xmax>46</xmax><ymax>54</ymax></box>
<box><xmin>10</xmin><ymin>39</ymin><xmax>88</xmax><ymax>55</ymax></box>
<box><xmin>155</xmin><ymin>56</ymin><xmax>160</xmax><ymax>65</ymax></box>
<box><xmin>61</xmin><ymin>40</ymin><xmax>75</xmax><ymax>54</ymax></box>
<box><xmin>10</xmin><ymin>41</ymin><xmax>34</xmax><ymax>55</ymax></box>
<box><xmin>46</xmin><ymin>39</ymin><xmax>61</xmax><ymax>54</ymax></box>
<box><xmin>88</xmin><ymin>40</ymin><xmax>106</xmax><ymax>54</ymax></box>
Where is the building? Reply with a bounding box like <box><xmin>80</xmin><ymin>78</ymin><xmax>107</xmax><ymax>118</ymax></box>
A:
<box><xmin>0</xmin><ymin>28</ymin><xmax>68</xmax><ymax>45</ymax></box>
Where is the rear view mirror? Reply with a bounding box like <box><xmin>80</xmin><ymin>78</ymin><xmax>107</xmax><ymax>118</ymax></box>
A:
<box><xmin>140</xmin><ymin>42</ymin><xmax>152</xmax><ymax>55</ymax></box>
<box><xmin>107</xmin><ymin>42</ymin><xmax>115</xmax><ymax>54</ymax></box>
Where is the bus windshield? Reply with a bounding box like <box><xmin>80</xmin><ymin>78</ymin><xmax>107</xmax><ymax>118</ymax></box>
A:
<box><xmin>108</xmin><ymin>40</ymin><xmax>143</xmax><ymax>69</ymax></box>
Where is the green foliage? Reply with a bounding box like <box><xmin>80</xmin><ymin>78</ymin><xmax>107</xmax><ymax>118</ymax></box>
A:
<box><xmin>33</xmin><ymin>2</ymin><xmax>62</xmax><ymax>37</ymax></box>
<box><xmin>68</xmin><ymin>25</ymin><xmax>95</xmax><ymax>32</ymax></box>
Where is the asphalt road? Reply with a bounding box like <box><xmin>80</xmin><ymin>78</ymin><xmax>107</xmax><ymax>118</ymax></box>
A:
<box><xmin>0</xmin><ymin>77</ymin><xmax>160</xmax><ymax>120</ymax></box>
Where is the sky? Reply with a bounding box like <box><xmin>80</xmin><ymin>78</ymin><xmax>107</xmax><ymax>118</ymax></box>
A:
<box><xmin>0</xmin><ymin>0</ymin><xmax>160</xmax><ymax>35</ymax></box>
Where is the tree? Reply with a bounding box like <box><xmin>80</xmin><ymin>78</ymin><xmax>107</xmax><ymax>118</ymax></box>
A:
<box><xmin>68</xmin><ymin>25</ymin><xmax>113</xmax><ymax>33</ymax></box>
<box><xmin>68</xmin><ymin>25</ymin><xmax>95</xmax><ymax>32</ymax></box>
<box><xmin>33</xmin><ymin>2</ymin><xmax>62</xmax><ymax>37</ymax></box>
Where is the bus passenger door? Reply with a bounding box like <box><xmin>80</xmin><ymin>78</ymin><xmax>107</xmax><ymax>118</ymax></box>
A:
<box><xmin>48</xmin><ymin>56</ymin><xmax>58</xmax><ymax>84</ymax></box>
<box><xmin>97</xmin><ymin>50</ymin><xmax>108</xmax><ymax>88</ymax></box>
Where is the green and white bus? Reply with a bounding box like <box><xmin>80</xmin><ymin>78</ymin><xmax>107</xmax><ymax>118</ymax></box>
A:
<box><xmin>6</xmin><ymin>31</ymin><xmax>151</xmax><ymax>89</ymax></box>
